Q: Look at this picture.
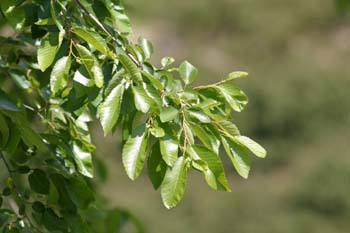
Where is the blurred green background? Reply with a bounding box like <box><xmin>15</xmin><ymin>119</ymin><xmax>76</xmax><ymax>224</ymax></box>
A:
<box><xmin>92</xmin><ymin>0</ymin><xmax>350</xmax><ymax>233</ymax></box>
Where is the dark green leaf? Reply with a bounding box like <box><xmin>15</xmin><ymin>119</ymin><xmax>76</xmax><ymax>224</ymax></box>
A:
<box><xmin>147</xmin><ymin>142</ymin><xmax>167</xmax><ymax>189</ymax></box>
<box><xmin>160</xmin><ymin>129</ymin><xmax>179</xmax><ymax>167</ymax></box>
<box><xmin>0</xmin><ymin>113</ymin><xmax>9</xmax><ymax>148</ymax></box>
<box><xmin>32</xmin><ymin>201</ymin><xmax>45</xmax><ymax>213</ymax></box>
<box><xmin>0</xmin><ymin>90</ymin><xmax>20</xmax><ymax>112</ymax></box>
<box><xmin>28</xmin><ymin>169</ymin><xmax>50</xmax><ymax>194</ymax></box>
<box><xmin>65</xmin><ymin>177</ymin><xmax>94</xmax><ymax>209</ymax></box>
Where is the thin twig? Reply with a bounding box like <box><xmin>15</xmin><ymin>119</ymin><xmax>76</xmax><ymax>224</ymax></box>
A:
<box><xmin>74</xmin><ymin>0</ymin><xmax>141</xmax><ymax>67</ymax></box>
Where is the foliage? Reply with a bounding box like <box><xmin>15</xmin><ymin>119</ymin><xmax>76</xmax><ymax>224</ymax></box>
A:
<box><xmin>0</xmin><ymin>0</ymin><xmax>265</xmax><ymax>232</ymax></box>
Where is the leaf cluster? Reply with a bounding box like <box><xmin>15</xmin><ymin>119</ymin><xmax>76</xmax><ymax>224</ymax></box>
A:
<box><xmin>0</xmin><ymin>0</ymin><xmax>266</xmax><ymax>232</ymax></box>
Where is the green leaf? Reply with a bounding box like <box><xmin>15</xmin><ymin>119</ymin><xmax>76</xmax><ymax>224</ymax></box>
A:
<box><xmin>189</xmin><ymin>124</ymin><xmax>220</xmax><ymax>153</ymax></box>
<box><xmin>65</xmin><ymin>177</ymin><xmax>94</xmax><ymax>209</ymax></box>
<box><xmin>6</xmin><ymin>112</ymin><xmax>47</xmax><ymax>152</ymax></box>
<box><xmin>183</xmin><ymin>123</ymin><xmax>194</xmax><ymax>145</ymax></box>
<box><xmin>191</xmin><ymin>145</ymin><xmax>231</xmax><ymax>191</ymax></box>
<box><xmin>105</xmin><ymin>0</ymin><xmax>132</xmax><ymax>35</ymax></box>
<box><xmin>0</xmin><ymin>114</ymin><xmax>9</xmax><ymax>148</ymax></box>
<box><xmin>147</xmin><ymin>142</ymin><xmax>167</xmax><ymax>189</ymax></box>
<box><xmin>75</xmin><ymin>44</ymin><xmax>104</xmax><ymax>88</ymax></box>
<box><xmin>221</xmin><ymin>136</ymin><xmax>251</xmax><ymax>179</ymax></box>
<box><xmin>217</xmin><ymin>120</ymin><xmax>241</xmax><ymax>136</ymax></box>
<box><xmin>160</xmin><ymin>106</ymin><xmax>179</xmax><ymax>123</ymax></box>
<box><xmin>132</xmin><ymin>85</ymin><xmax>152</xmax><ymax>113</ymax></box>
<box><xmin>28</xmin><ymin>169</ymin><xmax>50</xmax><ymax>194</ymax></box>
<box><xmin>224</xmin><ymin>71</ymin><xmax>248</xmax><ymax>82</ymax></box>
<box><xmin>235</xmin><ymin>136</ymin><xmax>266</xmax><ymax>158</ymax></box>
<box><xmin>186</xmin><ymin>109</ymin><xmax>211</xmax><ymax>123</ymax></box>
<box><xmin>0</xmin><ymin>90</ymin><xmax>20</xmax><ymax>112</ymax></box>
<box><xmin>149</xmin><ymin>126</ymin><xmax>165</xmax><ymax>138</ymax></box>
<box><xmin>37</xmin><ymin>31</ymin><xmax>64</xmax><ymax>72</ymax></box>
<box><xmin>161</xmin><ymin>57</ymin><xmax>175</xmax><ymax>68</ymax></box>
<box><xmin>98</xmin><ymin>83</ymin><xmax>125</xmax><ymax>135</ymax></box>
<box><xmin>161</xmin><ymin>156</ymin><xmax>188</xmax><ymax>209</ymax></box>
<box><xmin>72</xmin><ymin>27</ymin><xmax>109</xmax><ymax>55</ymax></box>
<box><xmin>216</xmin><ymin>84</ymin><xmax>248</xmax><ymax>112</ymax></box>
<box><xmin>118</xmin><ymin>54</ymin><xmax>142</xmax><ymax>81</ymax></box>
<box><xmin>122</xmin><ymin>124</ymin><xmax>149</xmax><ymax>180</ymax></box>
<box><xmin>138</xmin><ymin>37</ymin><xmax>153</xmax><ymax>59</ymax></box>
<box><xmin>42</xmin><ymin>209</ymin><xmax>68</xmax><ymax>232</ymax></box>
<box><xmin>72</xmin><ymin>141</ymin><xmax>94</xmax><ymax>178</ymax></box>
<box><xmin>160</xmin><ymin>129</ymin><xmax>179</xmax><ymax>166</ymax></box>
<box><xmin>179</xmin><ymin>61</ymin><xmax>198</xmax><ymax>85</ymax></box>
<box><xmin>50</xmin><ymin>56</ymin><xmax>71</xmax><ymax>96</ymax></box>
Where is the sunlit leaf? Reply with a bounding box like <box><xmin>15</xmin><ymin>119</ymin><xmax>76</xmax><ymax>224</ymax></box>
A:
<box><xmin>161</xmin><ymin>156</ymin><xmax>188</xmax><ymax>209</ymax></box>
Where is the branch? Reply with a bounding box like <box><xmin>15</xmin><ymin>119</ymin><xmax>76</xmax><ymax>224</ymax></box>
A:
<box><xmin>73</xmin><ymin>0</ymin><xmax>141</xmax><ymax>67</ymax></box>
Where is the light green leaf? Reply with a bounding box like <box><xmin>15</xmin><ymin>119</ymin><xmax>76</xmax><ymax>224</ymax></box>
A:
<box><xmin>147</xmin><ymin>142</ymin><xmax>167</xmax><ymax>190</ymax></box>
<box><xmin>119</xmin><ymin>54</ymin><xmax>142</xmax><ymax>81</ymax></box>
<box><xmin>75</xmin><ymin>44</ymin><xmax>104</xmax><ymax>88</ymax></box>
<box><xmin>37</xmin><ymin>31</ymin><xmax>64</xmax><ymax>72</ymax></box>
<box><xmin>161</xmin><ymin>57</ymin><xmax>175</xmax><ymax>68</ymax></box>
<box><xmin>160</xmin><ymin>106</ymin><xmax>179</xmax><ymax>123</ymax></box>
<box><xmin>160</xmin><ymin>129</ymin><xmax>179</xmax><ymax>167</ymax></box>
<box><xmin>221</xmin><ymin>136</ymin><xmax>251</xmax><ymax>179</ymax></box>
<box><xmin>186</xmin><ymin>109</ymin><xmax>211</xmax><ymax>123</ymax></box>
<box><xmin>225</xmin><ymin>71</ymin><xmax>248</xmax><ymax>82</ymax></box>
<box><xmin>73</xmin><ymin>142</ymin><xmax>94</xmax><ymax>178</ymax></box>
<box><xmin>138</xmin><ymin>37</ymin><xmax>153</xmax><ymax>59</ymax></box>
<box><xmin>183</xmin><ymin>123</ymin><xmax>194</xmax><ymax>145</ymax></box>
<box><xmin>179</xmin><ymin>61</ymin><xmax>198</xmax><ymax>85</ymax></box>
<box><xmin>189</xmin><ymin>124</ymin><xmax>220</xmax><ymax>153</ymax></box>
<box><xmin>98</xmin><ymin>83</ymin><xmax>124</xmax><ymax>135</ymax></box>
<box><xmin>216</xmin><ymin>84</ymin><xmax>248</xmax><ymax>112</ymax></box>
<box><xmin>105</xmin><ymin>0</ymin><xmax>132</xmax><ymax>35</ymax></box>
<box><xmin>132</xmin><ymin>85</ymin><xmax>152</xmax><ymax>113</ymax></box>
<box><xmin>235</xmin><ymin>136</ymin><xmax>266</xmax><ymax>158</ymax></box>
<box><xmin>217</xmin><ymin>120</ymin><xmax>241</xmax><ymax>136</ymax></box>
<box><xmin>161</xmin><ymin>156</ymin><xmax>188</xmax><ymax>209</ymax></box>
<box><xmin>192</xmin><ymin>145</ymin><xmax>231</xmax><ymax>191</ymax></box>
<box><xmin>122</xmin><ymin>124</ymin><xmax>149</xmax><ymax>180</ymax></box>
<box><xmin>0</xmin><ymin>90</ymin><xmax>20</xmax><ymax>112</ymax></box>
<box><xmin>72</xmin><ymin>27</ymin><xmax>109</xmax><ymax>55</ymax></box>
<box><xmin>149</xmin><ymin>126</ymin><xmax>165</xmax><ymax>138</ymax></box>
<box><xmin>50</xmin><ymin>56</ymin><xmax>71</xmax><ymax>96</ymax></box>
